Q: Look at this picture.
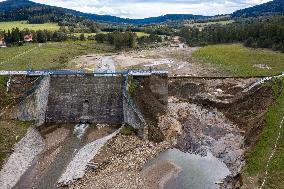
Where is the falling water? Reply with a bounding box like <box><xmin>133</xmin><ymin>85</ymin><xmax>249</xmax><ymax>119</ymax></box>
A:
<box><xmin>73</xmin><ymin>123</ymin><xmax>89</xmax><ymax>139</ymax></box>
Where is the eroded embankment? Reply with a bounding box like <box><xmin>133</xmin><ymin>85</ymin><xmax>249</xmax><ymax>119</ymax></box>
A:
<box><xmin>0</xmin><ymin>76</ymin><xmax>279</xmax><ymax>189</ymax></box>
<box><xmin>65</xmin><ymin>77</ymin><xmax>277</xmax><ymax>189</ymax></box>
<box><xmin>166</xmin><ymin>77</ymin><xmax>278</xmax><ymax>188</ymax></box>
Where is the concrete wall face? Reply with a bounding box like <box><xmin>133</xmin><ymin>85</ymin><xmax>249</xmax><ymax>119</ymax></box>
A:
<box><xmin>45</xmin><ymin>75</ymin><xmax>124</xmax><ymax>124</ymax></box>
<box><xmin>17</xmin><ymin>73</ymin><xmax>168</xmax><ymax>141</ymax></box>
<box><xmin>123</xmin><ymin>94</ymin><xmax>148</xmax><ymax>138</ymax></box>
<box><xmin>17</xmin><ymin>76</ymin><xmax>50</xmax><ymax>125</ymax></box>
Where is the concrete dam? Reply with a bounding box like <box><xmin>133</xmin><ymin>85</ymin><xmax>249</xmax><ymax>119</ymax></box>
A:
<box><xmin>16</xmin><ymin>71</ymin><xmax>168</xmax><ymax>138</ymax></box>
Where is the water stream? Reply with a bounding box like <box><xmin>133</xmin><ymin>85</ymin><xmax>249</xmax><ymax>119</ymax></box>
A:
<box><xmin>144</xmin><ymin>148</ymin><xmax>231</xmax><ymax>189</ymax></box>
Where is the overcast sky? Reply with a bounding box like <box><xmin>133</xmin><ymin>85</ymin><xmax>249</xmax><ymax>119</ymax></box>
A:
<box><xmin>3</xmin><ymin>0</ymin><xmax>273</xmax><ymax>18</ymax></box>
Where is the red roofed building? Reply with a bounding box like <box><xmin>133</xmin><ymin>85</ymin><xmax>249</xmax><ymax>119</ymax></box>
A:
<box><xmin>24</xmin><ymin>34</ymin><xmax>33</xmax><ymax>42</ymax></box>
<box><xmin>0</xmin><ymin>37</ymin><xmax>6</xmax><ymax>47</ymax></box>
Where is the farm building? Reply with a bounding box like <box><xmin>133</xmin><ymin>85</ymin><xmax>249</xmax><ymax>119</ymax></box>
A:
<box><xmin>0</xmin><ymin>37</ymin><xmax>6</xmax><ymax>47</ymax></box>
<box><xmin>24</xmin><ymin>34</ymin><xmax>33</xmax><ymax>42</ymax></box>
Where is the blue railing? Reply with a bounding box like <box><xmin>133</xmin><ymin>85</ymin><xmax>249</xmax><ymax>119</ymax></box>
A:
<box><xmin>0</xmin><ymin>69</ymin><xmax>168</xmax><ymax>76</ymax></box>
<box><xmin>26</xmin><ymin>69</ymin><xmax>85</xmax><ymax>76</ymax></box>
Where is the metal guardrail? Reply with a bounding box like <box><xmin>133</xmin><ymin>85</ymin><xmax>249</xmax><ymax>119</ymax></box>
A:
<box><xmin>0</xmin><ymin>69</ymin><xmax>168</xmax><ymax>76</ymax></box>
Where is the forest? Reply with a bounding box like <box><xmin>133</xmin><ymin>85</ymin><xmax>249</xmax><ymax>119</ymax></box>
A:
<box><xmin>179</xmin><ymin>16</ymin><xmax>284</xmax><ymax>52</ymax></box>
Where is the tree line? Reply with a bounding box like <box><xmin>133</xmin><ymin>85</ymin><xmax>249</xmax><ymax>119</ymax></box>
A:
<box><xmin>95</xmin><ymin>32</ymin><xmax>163</xmax><ymax>49</ymax></box>
<box><xmin>95</xmin><ymin>32</ymin><xmax>137</xmax><ymax>49</ymax></box>
<box><xmin>179</xmin><ymin>16</ymin><xmax>284</xmax><ymax>52</ymax></box>
<box><xmin>0</xmin><ymin>28</ymin><xmax>88</xmax><ymax>45</ymax></box>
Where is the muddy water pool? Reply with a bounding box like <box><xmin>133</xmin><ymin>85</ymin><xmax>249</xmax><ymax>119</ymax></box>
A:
<box><xmin>145</xmin><ymin>148</ymin><xmax>231</xmax><ymax>189</ymax></box>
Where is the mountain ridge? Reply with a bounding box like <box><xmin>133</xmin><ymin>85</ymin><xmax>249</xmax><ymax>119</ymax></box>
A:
<box><xmin>0</xmin><ymin>0</ymin><xmax>283</xmax><ymax>25</ymax></box>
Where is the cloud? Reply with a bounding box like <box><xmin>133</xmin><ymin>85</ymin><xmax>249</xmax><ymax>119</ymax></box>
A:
<box><xmin>0</xmin><ymin>0</ymin><xmax>273</xmax><ymax>18</ymax></box>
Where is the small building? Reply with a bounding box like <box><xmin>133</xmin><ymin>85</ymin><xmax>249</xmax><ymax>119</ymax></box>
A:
<box><xmin>24</xmin><ymin>34</ymin><xmax>33</xmax><ymax>42</ymax></box>
<box><xmin>0</xmin><ymin>37</ymin><xmax>6</xmax><ymax>48</ymax></box>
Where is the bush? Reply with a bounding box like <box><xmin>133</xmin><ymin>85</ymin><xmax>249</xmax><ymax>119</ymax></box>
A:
<box><xmin>121</xmin><ymin>125</ymin><xmax>136</xmax><ymax>135</ymax></box>
<box><xmin>36</xmin><ymin>30</ymin><xmax>47</xmax><ymax>43</ymax></box>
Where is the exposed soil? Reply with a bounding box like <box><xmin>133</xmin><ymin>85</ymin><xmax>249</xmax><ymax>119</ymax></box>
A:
<box><xmin>169</xmin><ymin>77</ymin><xmax>276</xmax><ymax>148</ymax></box>
<box><xmin>69</xmin><ymin>46</ymin><xmax>221</xmax><ymax>76</ymax></box>
<box><xmin>221</xmin><ymin>86</ymin><xmax>275</xmax><ymax>148</ymax></box>
<box><xmin>0</xmin><ymin>75</ymin><xmax>39</xmax><ymax>115</ymax></box>
<box><xmin>166</xmin><ymin>77</ymin><xmax>277</xmax><ymax>188</ymax></box>
<box><xmin>133</xmin><ymin>75</ymin><xmax>168</xmax><ymax>142</ymax></box>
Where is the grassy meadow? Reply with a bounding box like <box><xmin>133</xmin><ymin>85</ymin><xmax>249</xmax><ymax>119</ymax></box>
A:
<box><xmin>135</xmin><ymin>32</ymin><xmax>150</xmax><ymax>37</ymax></box>
<box><xmin>73</xmin><ymin>32</ymin><xmax>149</xmax><ymax>38</ymax></box>
<box><xmin>0</xmin><ymin>41</ymin><xmax>113</xmax><ymax>70</ymax></box>
<box><xmin>194</xmin><ymin>44</ymin><xmax>284</xmax><ymax>76</ymax></box>
<box><xmin>184</xmin><ymin>20</ymin><xmax>234</xmax><ymax>28</ymax></box>
<box><xmin>0</xmin><ymin>21</ymin><xmax>60</xmax><ymax>31</ymax></box>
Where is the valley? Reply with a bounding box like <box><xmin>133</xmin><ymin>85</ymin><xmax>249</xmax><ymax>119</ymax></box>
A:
<box><xmin>0</xmin><ymin>0</ymin><xmax>283</xmax><ymax>189</ymax></box>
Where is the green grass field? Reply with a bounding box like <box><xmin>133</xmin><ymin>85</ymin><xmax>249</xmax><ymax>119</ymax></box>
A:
<box><xmin>243</xmin><ymin>79</ymin><xmax>284</xmax><ymax>189</ymax></box>
<box><xmin>194</xmin><ymin>44</ymin><xmax>284</xmax><ymax>76</ymax></box>
<box><xmin>135</xmin><ymin>32</ymin><xmax>150</xmax><ymax>37</ymax></box>
<box><xmin>185</xmin><ymin>20</ymin><xmax>234</xmax><ymax>28</ymax></box>
<box><xmin>69</xmin><ymin>32</ymin><xmax>148</xmax><ymax>38</ymax></box>
<box><xmin>0</xmin><ymin>41</ymin><xmax>113</xmax><ymax>70</ymax></box>
<box><xmin>0</xmin><ymin>21</ymin><xmax>60</xmax><ymax>31</ymax></box>
<box><xmin>72</xmin><ymin>33</ymin><xmax>97</xmax><ymax>37</ymax></box>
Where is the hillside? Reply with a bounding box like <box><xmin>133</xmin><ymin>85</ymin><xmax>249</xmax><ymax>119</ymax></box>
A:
<box><xmin>232</xmin><ymin>0</ymin><xmax>284</xmax><ymax>18</ymax></box>
<box><xmin>0</xmin><ymin>0</ymin><xmax>283</xmax><ymax>25</ymax></box>
<box><xmin>0</xmin><ymin>0</ymin><xmax>209</xmax><ymax>25</ymax></box>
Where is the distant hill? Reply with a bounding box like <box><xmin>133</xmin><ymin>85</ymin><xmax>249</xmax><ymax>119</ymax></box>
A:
<box><xmin>0</xmin><ymin>0</ymin><xmax>209</xmax><ymax>25</ymax></box>
<box><xmin>0</xmin><ymin>0</ymin><xmax>283</xmax><ymax>25</ymax></box>
<box><xmin>232</xmin><ymin>0</ymin><xmax>284</xmax><ymax>18</ymax></box>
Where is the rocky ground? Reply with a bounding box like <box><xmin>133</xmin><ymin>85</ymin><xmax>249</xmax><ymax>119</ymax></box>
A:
<box><xmin>160</xmin><ymin>99</ymin><xmax>245</xmax><ymax>176</ymax></box>
<box><xmin>67</xmin><ymin>134</ymin><xmax>171</xmax><ymax>189</ymax></box>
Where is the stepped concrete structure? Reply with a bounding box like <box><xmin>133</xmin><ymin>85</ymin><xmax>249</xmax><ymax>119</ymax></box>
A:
<box><xmin>15</xmin><ymin>71</ymin><xmax>168</xmax><ymax>138</ymax></box>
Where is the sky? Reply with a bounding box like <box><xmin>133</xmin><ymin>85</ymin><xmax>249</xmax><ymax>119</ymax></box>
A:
<box><xmin>3</xmin><ymin>0</ymin><xmax>273</xmax><ymax>18</ymax></box>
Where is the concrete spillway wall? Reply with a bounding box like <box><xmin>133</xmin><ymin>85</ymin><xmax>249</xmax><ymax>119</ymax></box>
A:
<box><xmin>17</xmin><ymin>73</ymin><xmax>168</xmax><ymax>138</ymax></box>
<box><xmin>46</xmin><ymin>75</ymin><xmax>124</xmax><ymax>124</ymax></box>
<box><xmin>18</xmin><ymin>76</ymin><xmax>50</xmax><ymax>126</ymax></box>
